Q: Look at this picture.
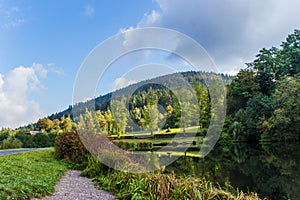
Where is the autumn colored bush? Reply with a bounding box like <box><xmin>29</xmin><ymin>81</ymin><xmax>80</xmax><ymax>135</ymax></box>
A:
<box><xmin>54</xmin><ymin>131</ymin><xmax>89</xmax><ymax>165</ymax></box>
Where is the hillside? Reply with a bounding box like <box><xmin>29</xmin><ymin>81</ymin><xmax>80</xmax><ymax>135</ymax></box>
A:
<box><xmin>48</xmin><ymin>71</ymin><xmax>233</xmax><ymax>122</ymax></box>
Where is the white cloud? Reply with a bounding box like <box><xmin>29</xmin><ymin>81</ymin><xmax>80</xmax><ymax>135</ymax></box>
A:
<box><xmin>47</xmin><ymin>63</ymin><xmax>64</xmax><ymax>75</ymax></box>
<box><xmin>0</xmin><ymin>64</ymin><xmax>48</xmax><ymax>128</ymax></box>
<box><xmin>138</xmin><ymin>10</ymin><xmax>161</xmax><ymax>27</ymax></box>
<box><xmin>0</xmin><ymin>4</ymin><xmax>26</xmax><ymax>29</ymax></box>
<box><xmin>84</xmin><ymin>4</ymin><xmax>95</xmax><ymax>17</ymax></box>
<box><xmin>113</xmin><ymin>77</ymin><xmax>137</xmax><ymax>90</ymax></box>
<box><xmin>131</xmin><ymin>0</ymin><xmax>300</xmax><ymax>73</ymax></box>
<box><xmin>33</xmin><ymin>63</ymin><xmax>48</xmax><ymax>78</ymax></box>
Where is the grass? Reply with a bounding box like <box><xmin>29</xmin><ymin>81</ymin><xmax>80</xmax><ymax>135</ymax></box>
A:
<box><xmin>81</xmin><ymin>158</ymin><xmax>262</xmax><ymax>200</ymax></box>
<box><xmin>157</xmin><ymin>126</ymin><xmax>201</xmax><ymax>134</ymax></box>
<box><xmin>112</xmin><ymin>126</ymin><xmax>201</xmax><ymax>138</ymax></box>
<box><xmin>135</xmin><ymin>151</ymin><xmax>202</xmax><ymax>157</ymax></box>
<box><xmin>0</xmin><ymin>149</ymin><xmax>68</xmax><ymax>200</ymax></box>
<box><xmin>112</xmin><ymin>128</ymin><xmax>204</xmax><ymax>158</ymax></box>
<box><xmin>115</xmin><ymin>136</ymin><xmax>201</xmax><ymax>145</ymax></box>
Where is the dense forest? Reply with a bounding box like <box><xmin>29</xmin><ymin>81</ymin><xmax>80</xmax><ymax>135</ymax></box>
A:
<box><xmin>0</xmin><ymin>29</ymin><xmax>299</xmax><ymax>148</ymax></box>
<box><xmin>226</xmin><ymin>29</ymin><xmax>300</xmax><ymax>142</ymax></box>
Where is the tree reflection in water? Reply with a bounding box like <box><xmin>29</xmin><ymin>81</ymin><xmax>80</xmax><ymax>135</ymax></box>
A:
<box><xmin>166</xmin><ymin>143</ymin><xmax>300</xmax><ymax>200</ymax></box>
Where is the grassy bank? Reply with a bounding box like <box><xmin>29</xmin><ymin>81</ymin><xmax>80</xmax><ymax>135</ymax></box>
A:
<box><xmin>55</xmin><ymin>131</ymin><xmax>264</xmax><ymax>199</ymax></box>
<box><xmin>80</xmin><ymin>156</ymin><xmax>262</xmax><ymax>200</ymax></box>
<box><xmin>0</xmin><ymin>149</ymin><xmax>68</xmax><ymax>199</ymax></box>
<box><xmin>82</xmin><ymin>163</ymin><xmax>261</xmax><ymax>200</ymax></box>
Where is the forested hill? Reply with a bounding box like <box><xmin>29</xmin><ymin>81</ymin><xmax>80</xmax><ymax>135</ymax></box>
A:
<box><xmin>48</xmin><ymin>71</ymin><xmax>233</xmax><ymax>121</ymax></box>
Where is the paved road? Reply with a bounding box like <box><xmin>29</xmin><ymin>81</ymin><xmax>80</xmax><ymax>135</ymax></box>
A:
<box><xmin>0</xmin><ymin>148</ymin><xmax>49</xmax><ymax>157</ymax></box>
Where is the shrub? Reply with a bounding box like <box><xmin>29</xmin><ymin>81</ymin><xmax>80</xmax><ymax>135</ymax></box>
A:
<box><xmin>33</xmin><ymin>133</ymin><xmax>51</xmax><ymax>148</ymax></box>
<box><xmin>0</xmin><ymin>132</ymin><xmax>9</xmax><ymax>143</ymax></box>
<box><xmin>0</xmin><ymin>136</ymin><xmax>23</xmax><ymax>149</ymax></box>
<box><xmin>15</xmin><ymin>133</ymin><xmax>35</xmax><ymax>148</ymax></box>
<box><xmin>114</xmin><ymin>141</ymin><xmax>153</xmax><ymax>151</ymax></box>
<box><xmin>138</xmin><ymin>141</ymin><xmax>153</xmax><ymax>150</ymax></box>
<box><xmin>54</xmin><ymin>132</ymin><xmax>89</xmax><ymax>166</ymax></box>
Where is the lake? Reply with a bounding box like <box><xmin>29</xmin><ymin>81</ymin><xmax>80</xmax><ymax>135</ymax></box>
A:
<box><xmin>165</xmin><ymin>143</ymin><xmax>300</xmax><ymax>200</ymax></box>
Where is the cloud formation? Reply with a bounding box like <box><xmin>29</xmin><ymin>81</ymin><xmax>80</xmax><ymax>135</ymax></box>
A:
<box><xmin>113</xmin><ymin>77</ymin><xmax>137</xmax><ymax>90</ymax></box>
<box><xmin>134</xmin><ymin>0</ymin><xmax>300</xmax><ymax>73</ymax></box>
<box><xmin>0</xmin><ymin>4</ymin><xmax>25</xmax><ymax>29</ymax></box>
<box><xmin>0</xmin><ymin>64</ymin><xmax>47</xmax><ymax>128</ymax></box>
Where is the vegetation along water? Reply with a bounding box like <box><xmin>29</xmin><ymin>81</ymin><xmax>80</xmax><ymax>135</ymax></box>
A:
<box><xmin>0</xmin><ymin>30</ymin><xmax>299</xmax><ymax>199</ymax></box>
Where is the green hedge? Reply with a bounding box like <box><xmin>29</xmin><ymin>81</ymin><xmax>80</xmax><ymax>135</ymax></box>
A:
<box><xmin>114</xmin><ymin>141</ymin><xmax>153</xmax><ymax>151</ymax></box>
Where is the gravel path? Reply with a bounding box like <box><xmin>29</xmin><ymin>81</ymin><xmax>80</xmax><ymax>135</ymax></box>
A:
<box><xmin>32</xmin><ymin>170</ymin><xmax>115</xmax><ymax>200</ymax></box>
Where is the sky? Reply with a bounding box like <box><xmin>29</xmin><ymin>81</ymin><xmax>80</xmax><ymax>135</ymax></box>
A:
<box><xmin>0</xmin><ymin>0</ymin><xmax>299</xmax><ymax>128</ymax></box>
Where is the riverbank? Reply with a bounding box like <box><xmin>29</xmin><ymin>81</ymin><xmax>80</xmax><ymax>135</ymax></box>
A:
<box><xmin>0</xmin><ymin>147</ymin><xmax>264</xmax><ymax>199</ymax></box>
<box><xmin>80</xmin><ymin>155</ymin><xmax>263</xmax><ymax>200</ymax></box>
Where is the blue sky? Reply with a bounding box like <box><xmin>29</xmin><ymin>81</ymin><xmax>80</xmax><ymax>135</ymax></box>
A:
<box><xmin>0</xmin><ymin>0</ymin><xmax>299</xmax><ymax>128</ymax></box>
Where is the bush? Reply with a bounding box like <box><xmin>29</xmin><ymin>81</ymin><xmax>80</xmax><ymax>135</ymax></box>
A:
<box><xmin>33</xmin><ymin>133</ymin><xmax>51</xmax><ymax>148</ymax></box>
<box><xmin>114</xmin><ymin>141</ymin><xmax>153</xmax><ymax>151</ymax></box>
<box><xmin>54</xmin><ymin>132</ymin><xmax>89</xmax><ymax>166</ymax></box>
<box><xmin>138</xmin><ymin>141</ymin><xmax>153</xmax><ymax>150</ymax></box>
<box><xmin>0</xmin><ymin>136</ymin><xmax>23</xmax><ymax>149</ymax></box>
<box><xmin>48</xmin><ymin>132</ymin><xmax>57</xmax><ymax>146</ymax></box>
<box><xmin>15</xmin><ymin>133</ymin><xmax>35</xmax><ymax>148</ymax></box>
<box><xmin>15</xmin><ymin>132</ymin><xmax>56</xmax><ymax>148</ymax></box>
<box><xmin>0</xmin><ymin>132</ymin><xmax>9</xmax><ymax>143</ymax></box>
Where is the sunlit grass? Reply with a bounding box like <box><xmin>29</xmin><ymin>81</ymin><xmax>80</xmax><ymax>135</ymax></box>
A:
<box><xmin>0</xmin><ymin>149</ymin><xmax>68</xmax><ymax>199</ymax></box>
<box><xmin>114</xmin><ymin>126</ymin><xmax>201</xmax><ymax>137</ymax></box>
<box><xmin>134</xmin><ymin>151</ymin><xmax>202</xmax><ymax>158</ymax></box>
<box><xmin>84</xmin><ymin>162</ymin><xmax>262</xmax><ymax>200</ymax></box>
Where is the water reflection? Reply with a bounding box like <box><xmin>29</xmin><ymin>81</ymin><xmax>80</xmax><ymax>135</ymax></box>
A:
<box><xmin>166</xmin><ymin>143</ymin><xmax>300</xmax><ymax>200</ymax></box>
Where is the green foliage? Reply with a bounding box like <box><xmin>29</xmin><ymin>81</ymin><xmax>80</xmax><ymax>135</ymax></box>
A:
<box><xmin>114</xmin><ymin>140</ymin><xmax>153</xmax><ymax>151</ymax></box>
<box><xmin>193</xmin><ymin>82</ymin><xmax>211</xmax><ymax>128</ymax></box>
<box><xmin>225</xmin><ymin>29</ymin><xmax>300</xmax><ymax>143</ymax></box>
<box><xmin>174</xmin><ymin>87</ymin><xmax>199</xmax><ymax>132</ymax></box>
<box><xmin>265</xmin><ymin>76</ymin><xmax>300</xmax><ymax>141</ymax></box>
<box><xmin>32</xmin><ymin>133</ymin><xmax>50</xmax><ymax>147</ymax></box>
<box><xmin>0</xmin><ymin>128</ymin><xmax>10</xmax><ymax>142</ymax></box>
<box><xmin>85</xmin><ymin>165</ymin><xmax>261</xmax><ymax>200</ymax></box>
<box><xmin>227</xmin><ymin>69</ymin><xmax>260</xmax><ymax>114</ymax></box>
<box><xmin>60</xmin><ymin>115</ymin><xmax>76</xmax><ymax>133</ymax></box>
<box><xmin>37</xmin><ymin>118</ymin><xmax>54</xmax><ymax>132</ymax></box>
<box><xmin>110</xmin><ymin>98</ymin><xmax>128</xmax><ymax>135</ymax></box>
<box><xmin>56</xmin><ymin>71</ymin><xmax>229</xmax><ymax>135</ymax></box>
<box><xmin>0</xmin><ymin>150</ymin><xmax>67</xmax><ymax>199</ymax></box>
<box><xmin>96</xmin><ymin>110</ymin><xmax>108</xmax><ymax>134</ymax></box>
<box><xmin>34</xmin><ymin>115</ymin><xmax>75</xmax><ymax>134</ymax></box>
<box><xmin>14</xmin><ymin>132</ymin><xmax>56</xmax><ymax>148</ymax></box>
<box><xmin>0</xmin><ymin>136</ymin><xmax>23</xmax><ymax>149</ymax></box>
<box><xmin>69</xmin><ymin>145</ymin><xmax>263</xmax><ymax>200</ymax></box>
<box><xmin>54</xmin><ymin>132</ymin><xmax>89</xmax><ymax>165</ymax></box>
<box><xmin>252</xmin><ymin>30</ymin><xmax>300</xmax><ymax>95</ymax></box>
<box><xmin>143</xmin><ymin>104</ymin><xmax>160</xmax><ymax>135</ymax></box>
<box><xmin>232</xmin><ymin>93</ymin><xmax>274</xmax><ymax>142</ymax></box>
<box><xmin>81</xmin><ymin>155</ymin><xmax>105</xmax><ymax>178</ymax></box>
<box><xmin>218</xmin><ymin>132</ymin><xmax>232</xmax><ymax>146</ymax></box>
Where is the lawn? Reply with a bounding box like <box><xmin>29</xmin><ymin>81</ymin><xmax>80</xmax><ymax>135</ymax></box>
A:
<box><xmin>0</xmin><ymin>149</ymin><xmax>68</xmax><ymax>199</ymax></box>
<box><xmin>111</xmin><ymin>126</ymin><xmax>201</xmax><ymax>138</ymax></box>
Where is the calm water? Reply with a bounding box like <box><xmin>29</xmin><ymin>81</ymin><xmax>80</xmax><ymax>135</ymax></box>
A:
<box><xmin>166</xmin><ymin>143</ymin><xmax>300</xmax><ymax>200</ymax></box>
